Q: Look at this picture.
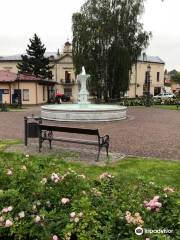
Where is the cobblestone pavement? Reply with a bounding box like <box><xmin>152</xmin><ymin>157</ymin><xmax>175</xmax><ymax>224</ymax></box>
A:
<box><xmin>0</xmin><ymin>106</ymin><xmax>180</xmax><ymax>160</ymax></box>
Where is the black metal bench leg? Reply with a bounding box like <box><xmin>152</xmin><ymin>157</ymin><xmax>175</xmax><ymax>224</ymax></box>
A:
<box><xmin>49</xmin><ymin>140</ymin><xmax>52</xmax><ymax>149</ymax></box>
<box><xmin>97</xmin><ymin>146</ymin><xmax>101</xmax><ymax>161</ymax></box>
<box><xmin>39</xmin><ymin>137</ymin><xmax>42</xmax><ymax>152</ymax></box>
<box><xmin>106</xmin><ymin>144</ymin><xmax>109</xmax><ymax>157</ymax></box>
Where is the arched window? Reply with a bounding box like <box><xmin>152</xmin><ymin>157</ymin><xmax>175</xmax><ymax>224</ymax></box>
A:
<box><xmin>65</xmin><ymin>71</ymin><xmax>71</xmax><ymax>83</ymax></box>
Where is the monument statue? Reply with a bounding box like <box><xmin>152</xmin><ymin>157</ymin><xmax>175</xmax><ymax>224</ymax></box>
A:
<box><xmin>81</xmin><ymin>66</ymin><xmax>86</xmax><ymax>75</ymax></box>
<box><xmin>77</xmin><ymin>66</ymin><xmax>90</xmax><ymax>104</ymax></box>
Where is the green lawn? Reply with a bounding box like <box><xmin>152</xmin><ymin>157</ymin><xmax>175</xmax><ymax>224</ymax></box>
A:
<box><xmin>153</xmin><ymin>105</ymin><xmax>179</xmax><ymax>110</ymax></box>
<box><xmin>0</xmin><ymin>148</ymin><xmax>179</xmax><ymax>189</ymax></box>
<box><xmin>0</xmin><ymin>140</ymin><xmax>21</xmax><ymax>151</ymax></box>
<box><xmin>0</xmin><ymin>139</ymin><xmax>179</xmax><ymax>188</ymax></box>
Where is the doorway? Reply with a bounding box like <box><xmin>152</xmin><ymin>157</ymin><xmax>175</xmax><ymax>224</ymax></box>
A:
<box><xmin>0</xmin><ymin>90</ymin><xmax>3</xmax><ymax>103</ymax></box>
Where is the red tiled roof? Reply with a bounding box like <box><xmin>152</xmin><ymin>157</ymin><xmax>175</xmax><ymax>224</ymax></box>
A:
<box><xmin>0</xmin><ymin>70</ymin><xmax>42</xmax><ymax>82</ymax></box>
<box><xmin>0</xmin><ymin>70</ymin><xmax>17</xmax><ymax>82</ymax></box>
<box><xmin>19</xmin><ymin>73</ymin><xmax>42</xmax><ymax>81</ymax></box>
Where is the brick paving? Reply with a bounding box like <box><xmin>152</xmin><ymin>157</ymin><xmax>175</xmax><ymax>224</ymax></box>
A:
<box><xmin>0</xmin><ymin>106</ymin><xmax>180</xmax><ymax>160</ymax></box>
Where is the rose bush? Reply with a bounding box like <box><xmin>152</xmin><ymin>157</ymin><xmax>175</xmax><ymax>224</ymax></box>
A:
<box><xmin>0</xmin><ymin>152</ymin><xmax>179</xmax><ymax>239</ymax></box>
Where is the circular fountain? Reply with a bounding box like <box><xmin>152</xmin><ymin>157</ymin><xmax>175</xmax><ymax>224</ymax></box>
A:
<box><xmin>41</xmin><ymin>67</ymin><xmax>127</xmax><ymax>122</ymax></box>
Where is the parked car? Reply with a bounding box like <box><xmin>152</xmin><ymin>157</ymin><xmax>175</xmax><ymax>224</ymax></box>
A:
<box><xmin>153</xmin><ymin>93</ymin><xmax>176</xmax><ymax>99</ymax></box>
<box><xmin>55</xmin><ymin>93</ymin><xmax>70</xmax><ymax>103</ymax></box>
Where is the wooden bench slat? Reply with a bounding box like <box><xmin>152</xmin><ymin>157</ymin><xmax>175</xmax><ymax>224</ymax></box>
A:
<box><xmin>39</xmin><ymin>125</ymin><xmax>99</xmax><ymax>136</ymax></box>
<box><xmin>43</xmin><ymin>137</ymin><xmax>99</xmax><ymax>145</ymax></box>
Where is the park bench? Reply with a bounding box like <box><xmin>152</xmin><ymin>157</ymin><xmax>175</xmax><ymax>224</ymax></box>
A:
<box><xmin>38</xmin><ymin>124</ymin><xmax>110</xmax><ymax>161</ymax></box>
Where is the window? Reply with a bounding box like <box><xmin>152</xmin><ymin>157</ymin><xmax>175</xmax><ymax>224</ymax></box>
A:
<box><xmin>157</xmin><ymin>72</ymin><xmax>160</xmax><ymax>82</ymax></box>
<box><xmin>65</xmin><ymin>71</ymin><xmax>71</xmax><ymax>83</ymax></box>
<box><xmin>3</xmin><ymin>89</ymin><xmax>9</xmax><ymax>94</ymax></box>
<box><xmin>23</xmin><ymin>89</ymin><xmax>29</xmax><ymax>101</ymax></box>
<box><xmin>64</xmin><ymin>88</ymin><xmax>72</xmax><ymax>96</ymax></box>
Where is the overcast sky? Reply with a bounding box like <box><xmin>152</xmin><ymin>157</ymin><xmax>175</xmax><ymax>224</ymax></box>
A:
<box><xmin>0</xmin><ymin>0</ymin><xmax>179</xmax><ymax>70</ymax></box>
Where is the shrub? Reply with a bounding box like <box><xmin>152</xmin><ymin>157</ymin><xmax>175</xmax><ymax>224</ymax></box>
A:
<box><xmin>0</xmin><ymin>154</ymin><xmax>179</xmax><ymax>239</ymax></box>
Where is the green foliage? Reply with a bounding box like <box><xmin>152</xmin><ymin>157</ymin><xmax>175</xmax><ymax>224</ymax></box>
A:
<box><xmin>0</xmin><ymin>152</ymin><xmax>179</xmax><ymax>239</ymax></box>
<box><xmin>17</xmin><ymin>34</ymin><xmax>53</xmax><ymax>79</ymax></box>
<box><xmin>118</xmin><ymin>97</ymin><xmax>179</xmax><ymax>107</ymax></box>
<box><xmin>171</xmin><ymin>72</ymin><xmax>180</xmax><ymax>84</ymax></box>
<box><xmin>72</xmin><ymin>0</ymin><xmax>151</xmax><ymax>100</ymax></box>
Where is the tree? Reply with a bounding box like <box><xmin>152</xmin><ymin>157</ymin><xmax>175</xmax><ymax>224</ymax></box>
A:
<box><xmin>72</xmin><ymin>0</ymin><xmax>151</xmax><ymax>100</ymax></box>
<box><xmin>171</xmin><ymin>72</ymin><xmax>180</xmax><ymax>84</ymax></box>
<box><xmin>17</xmin><ymin>34</ymin><xmax>53</xmax><ymax>79</ymax></box>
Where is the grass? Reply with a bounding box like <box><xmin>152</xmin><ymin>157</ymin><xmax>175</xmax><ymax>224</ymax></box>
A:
<box><xmin>0</xmin><ymin>150</ymin><xmax>179</xmax><ymax>190</ymax></box>
<box><xmin>153</xmin><ymin>105</ymin><xmax>179</xmax><ymax>110</ymax></box>
<box><xmin>0</xmin><ymin>139</ymin><xmax>179</xmax><ymax>189</ymax></box>
<box><xmin>7</xmin><ymin>107</ymin><xmax>27</xmax><ymax>112</ymax></box>
<box><xmin>0</xmin><ymin>139</ymin><xmax>21</xmax><ymax>151</ymax></box>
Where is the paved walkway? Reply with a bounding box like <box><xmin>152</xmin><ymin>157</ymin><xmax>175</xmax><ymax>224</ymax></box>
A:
<box><xmin>0</xmin><ymin>106</ymin><xmax>180</xmax><ymax>160</ymax></box>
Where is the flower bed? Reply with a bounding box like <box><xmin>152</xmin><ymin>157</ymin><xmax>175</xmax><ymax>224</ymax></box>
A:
<box><xmin>0</xmin><ymin>152</ymin><xmax>179</xmax><ymax>239</ymax></box>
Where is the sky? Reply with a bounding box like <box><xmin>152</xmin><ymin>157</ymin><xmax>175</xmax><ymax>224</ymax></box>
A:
<box><xmin>0</xmin><ymin>0</ymin><xmax>179</xmax><ymax>71</ymax></box>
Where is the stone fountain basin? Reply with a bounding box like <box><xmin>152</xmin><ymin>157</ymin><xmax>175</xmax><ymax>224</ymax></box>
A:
<box><xmin>41</xmin><ymin>104</ymin><xmax>127</xmax><ymax>122</ymax></box>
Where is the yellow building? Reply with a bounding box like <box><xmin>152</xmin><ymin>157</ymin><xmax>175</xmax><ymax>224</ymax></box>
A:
<box><xmin>128</xmin><ymin>55</ymin><xmax>165</xmax><ymax>98</ymax></box>
<box><xmin>52</xmin><ymin>42</ymin><xmax>78</xmax><ymax>101</ymax></box>
<box><xmin>0</xmin><ymin>41</ymin><xmax>78</xmax><ymax>104</ymax></box>
<box><xmin>0</xmin><ymin>41</ymin><xmax>165</xmax><ymax>103</ymax></box>
<box><xmin>0</xmin><ymin>71</ymin><xmax>55</xmax><ymax>105</ymax></box>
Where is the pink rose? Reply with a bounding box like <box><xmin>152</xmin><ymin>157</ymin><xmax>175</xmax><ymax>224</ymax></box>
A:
<box><xmin>18</xmin><ymin>211</ymin><xmax>25</xmax><ymax>218</ymax></box>
<box><xmin>154</xmin><ymin>202</ymin><xmax>162</xmax><ymax>208</ymax></box>
<box><xmin>74</xmin><ymin>217</ymin><xmax>79</xmax><ymax>223</ymax></box>
<box><xmin>70</xmin><ymin>212</ymin><xmax>76</xmax><ymax>218</ymax></box>
<box><xmin>7</xmin><ymin>206</ymin><xmax>13</xmax><ymax>212</ymax></box>
<box><xmin>2</xmin><ymin>207</ymin><xmax>9</xmax><ymax>213</ymax></box>
<box><xmin>7</xmin><ymin>169</ymin><xmax>13</xmax><ymax>176</ymax></box>
<box><xmin>164</xmin><ymin>187</ymin><xmax>174</xmax><ymax>193</ymax></box>
<box><xmin>52</xmin><ymin>235</ymin><xmax>59</xmax><ymax>240</ymax></box>
<box><xmin>153</xmin><ymin>196</ymin><xmax>159</xmax><ymax>201</ymax></box>
<box><xmin>78</xmin><ymin>212</ymin><xmax>83</xmax><ymax>217</ymax></box>
<box><xmin>21</xmin><ymin>165</ymin><xmax>27</xmax><ymax>171</ymax></box>
<box><xmin>61</xmin><ymin>198</ymin><xmax>70</xmax><ymax>205</ymax></box>
<box><xmin>35</xmin><ymin>215</ymin><xmax>41</xmax><ymax>223</ymax></box>
<box><xmin>5</xmin><ymin>219</ymin><xmax>13</xmax><ymax>227</ymax></box>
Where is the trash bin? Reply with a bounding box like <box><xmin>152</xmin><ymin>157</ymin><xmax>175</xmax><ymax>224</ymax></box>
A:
<box><xmin>24</xmin><ymin>116</ymin><xmax>42</xmax><ymax>145</ymax></box>
<box><xmin>27</xmin><ymin>122</ymin><xmax>39</xmax><ymax>138</ymax></box>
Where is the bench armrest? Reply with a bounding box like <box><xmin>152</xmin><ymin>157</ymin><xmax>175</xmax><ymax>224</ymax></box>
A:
<box><xmin>99</xmin><ymin>135</ymin><xmax>109</xmax><ymax>145</ymax></box>
<box><xmin>42</xmin><ymin>130</ymin><xmax>53</xmax><ymax>139</ymax></box>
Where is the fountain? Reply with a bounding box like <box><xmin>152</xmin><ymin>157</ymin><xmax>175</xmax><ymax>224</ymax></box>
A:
<box><xmin>41</xmin><ymin>67</ymin><xmax>127</xmax><ymax>122</ymax></box>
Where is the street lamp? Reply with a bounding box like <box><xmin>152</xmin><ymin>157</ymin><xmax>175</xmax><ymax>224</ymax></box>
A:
<box><xmin>146</xmin><ymin>64</ymin><xmax>151</xmax><ymax>107</ymax></box>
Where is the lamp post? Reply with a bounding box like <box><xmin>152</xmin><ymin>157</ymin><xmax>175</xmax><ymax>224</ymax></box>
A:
<box><xmin>146</xmin><ymin>64</ymin><xmax>151</xmax><ymax>107</ymax></box>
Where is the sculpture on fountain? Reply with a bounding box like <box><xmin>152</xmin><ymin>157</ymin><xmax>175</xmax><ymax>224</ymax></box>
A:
<box><xmin>77</xmin><ymin>66</ymin><xmax>90</xmax><ymax>104</ymax></box>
